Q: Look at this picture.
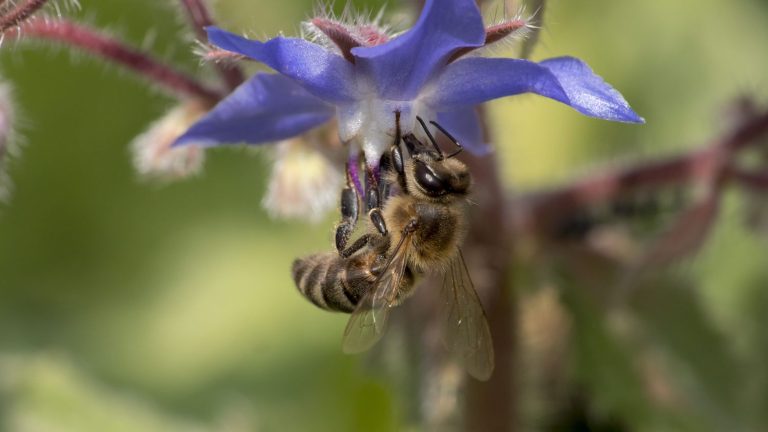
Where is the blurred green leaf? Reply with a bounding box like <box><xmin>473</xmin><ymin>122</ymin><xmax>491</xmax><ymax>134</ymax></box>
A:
<box><xmin>630</xmin><ymin>276</ymin><xmax>749</xmax><ymax>432</ymax></box>
<box><xmin>561</xmin><ymin>285</ymin><xmax>656</xmax><ymax>430</ymax></box>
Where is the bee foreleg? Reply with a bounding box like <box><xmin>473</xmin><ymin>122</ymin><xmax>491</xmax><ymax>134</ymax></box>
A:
<box><xmin>364</xmin><ymin>164</ymin><xmax>380</xmax><ymax>212</ymax></box>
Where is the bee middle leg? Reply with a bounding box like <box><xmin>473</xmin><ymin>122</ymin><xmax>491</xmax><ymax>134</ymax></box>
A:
<box><xmin>366</xmin><ymin>162</ymin><xmax>388</xmax><ymax>237</ymax></box>
<box><xmin>336</xmin><ymin>157</ymin><xmax>383</xmax><ymax>258</ymax></box>
<box><xmin>339</xmin><ymin>112</ymin><xmax>403</xmax><ymax>255</ymax></box>
<box><xmin>364</xmin><ymin>122</ymin><xmax>404</xmax><ymax>238</ymax></box>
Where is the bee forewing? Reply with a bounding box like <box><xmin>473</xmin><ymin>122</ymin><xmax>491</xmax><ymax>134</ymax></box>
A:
<box><xmin>342</xmin><ymin>234</ymin><xmax>412</xmax><ymax>354</ymax></box>
<box><xmin>440</xmin><ymin>250</ymin><xmax>495</xmax><ymax>381</ymax></box>
<box><xmin>342</xmin><ymin>301</ymin><xmax>390</xmax><ymax>353</ymax></box>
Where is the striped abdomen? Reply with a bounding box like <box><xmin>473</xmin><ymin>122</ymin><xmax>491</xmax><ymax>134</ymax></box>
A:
<box><xmin>291</xmin><ymin>252</ymin><xmax>379</xmax><ymax>313</ymax></box>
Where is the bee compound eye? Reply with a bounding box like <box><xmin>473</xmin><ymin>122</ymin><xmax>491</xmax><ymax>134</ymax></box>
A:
<box><xmin>414</xmin><ymin>161</ymin><xmax>445</xmax><ymax>195</ymax></box>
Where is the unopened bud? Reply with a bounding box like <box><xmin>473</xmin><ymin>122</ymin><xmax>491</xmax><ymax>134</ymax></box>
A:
<box><xmin>0</xmin><ymin>81</ymin><xmax>17</xmax><ymax>202</ymax></box>
<box><xmin>262</xmin><ymin>130</ymin><xmax>344</xmax><ymax>223</ymax></box>
<box><xmin>131</xmin><ymin>100</ymin><xmax>208</xmax><ymax>181</ymax></box>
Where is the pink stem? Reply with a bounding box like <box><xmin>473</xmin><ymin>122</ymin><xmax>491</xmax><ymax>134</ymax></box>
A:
<box><xmin>514</xmin><ymin>109</ymin><xmax>768</xmax><ymax>239</ymax></box>
<box><xmin>449</xmin><ymin>19</ymin><xmax>529</xmax><ymax>63</ymax></box>
<box><xmin>5</xmin><ymin>18</ymin><xmax>223</xmax><ymax>103</ymax></box>
<box><xmin>0</xmin><ymin>0</ymin><xmax>48</xmax><ymax>32</ymax></box>
<box><xmin>464</xmin><ymin>151</ymin><xmax>517</xmax><ymax>432</ymax></box>
<box><xmin>177</xmin><ymin>0</ymin><xmax>245</xmax><ymax>90</ymax></box>
<box><xmin>730</xmin><ymin>169</ymin><xmax>768</xmax><ymax>190</ymax></box>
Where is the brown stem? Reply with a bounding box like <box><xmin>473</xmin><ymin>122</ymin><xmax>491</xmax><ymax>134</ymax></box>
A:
<box><xmin>177</xmin><ymin>0</ymin><xmax>245</xmax><ymax>90</ymax></box>
<box><xmin>408</xmin><ymin>107</ymin><xmax>516</xmax><ymax>431</ymax></box>
<box><xmin>730</xmin><ymin>168</ymin><xmax>768</xmax><ymax>190</ymax></box>
<box><xmin>5</xmin><ymin>18</ymin><xmax>223</xmax><ymax>103</ymax></box>
<box><xmin>467</xmin><ymin>39</ymin><xmax>518</xmax><ymax>432</ymax></box>
<box><xmin>513</xmin><ymin>108</ymin><xmax>768</xmax><ymax>240</ymax></box>
<box><xmin>178</xmin><ymin>0</ymin><xmax>213</xmax><ymax>41</ymax></box>
<box><xmin>464</xmin><ymin>149</ymin><xmax>517</xmax><ymax>432</ymax></box>
<box><xmin>0</xmin><ymin>0</ymin><xmax>48</xmax><ymax>32</ymax></box>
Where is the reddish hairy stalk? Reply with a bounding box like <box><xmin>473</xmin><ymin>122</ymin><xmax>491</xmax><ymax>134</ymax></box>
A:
<box><xmin>485</xmin><ymin>19</ymin><xmax>529</xmax><ymax>45</ymax></box>
<box><xmin>202</xmin><ymin>48</ymin><xmax>246</xmax><ymax>63</ymax></box>
<box><xmin>0</xmin><ymin>0</ymin><xmax>49</xmax><ymax>32</ymax></box>
<box><xmin>311</xmin><ymin>18</ymin><xmax>359</xmax><ymax>64</ymax></box>
<box><xmin>5</xmin><ymin>18</ymin><xmax>222</xmax><ymax>103</ymax></box>
<box><xmin>177</xmin><ymin>0</ymin><xmax>245</xmax><ymax>90</ymax></box>
<box><xmin>449</xmin><ymin>19</ymin><xmax>529</xmax><ymax>63</ymax></box>
<box><xmin>513</xmin><ymin>108</ymin><xmax>768</xmax><ymax>240</ymax></box>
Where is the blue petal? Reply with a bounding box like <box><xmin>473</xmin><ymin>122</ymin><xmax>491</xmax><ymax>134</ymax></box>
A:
<box><xmin>436</xmin><ymin>107</ymin><xmax>491</xmax><ymax>156</ymax></box>
<box><xmin>176</xmin><ymin>73</ymin><xmax>335</xmax><ymax>147</ymax></box>
<box><xmin>351</xmin><ymin>0</ymin><xmax>485</xmax><ymax>100</ymax></box>
<box><xmin>207</xmin><ymin>27</ymin><xmax>357</xmax><ymax>104</ymax></box>
<box><xmin>427</xmin><ymin>57</ymin><xmax>644</xmax><ymax>123</ymax></box>
<box><xmin>540</xmin><ymin>57</ymin><xmax>644</xmax><ymax>123</ymax></box>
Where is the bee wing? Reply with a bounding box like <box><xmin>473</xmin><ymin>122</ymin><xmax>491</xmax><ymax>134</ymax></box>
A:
<box><xmin>440</xmin><ymin>249</ymin><xmax>495</xmax><ymax>381</ymax></box>
<box><xmin>342</xmin><ymin>233</ymin><xmax>413</xmax><ymax>354</ymax></box>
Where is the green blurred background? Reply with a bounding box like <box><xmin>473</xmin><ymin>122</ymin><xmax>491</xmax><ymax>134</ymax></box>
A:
<box><xmin>1</xmin><ymin>0</ymin><xmax>768</xmax><ymax>430</ymax></box>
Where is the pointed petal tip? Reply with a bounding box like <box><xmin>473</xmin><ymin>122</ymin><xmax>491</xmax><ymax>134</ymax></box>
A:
<box><xmin>598</xmin><ymin>109</ymin><xmax>645</xmax><ymax>125</ymax></box>
<box><xmin>604</xmin><ymin>108</ymin><xmax>645</xmax><ymax>124</ymax></box>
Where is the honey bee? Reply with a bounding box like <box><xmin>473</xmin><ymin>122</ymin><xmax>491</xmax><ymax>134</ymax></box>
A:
<box><xmin>292</xmin><ymin>116</ymin><xmax>494</xmax><ymax>380</ymax></box>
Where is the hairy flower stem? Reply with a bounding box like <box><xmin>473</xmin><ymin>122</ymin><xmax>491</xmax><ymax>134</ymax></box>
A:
<box><xmin>463</xmin><ymin>110</ymin><xmax>517</xmax><ymax>432</ymax></box>
<box><xmin>513</xmin><ymin>107</ymin><xmax>768</xmax><ymax>241</ymax></box>
<box><xmin>412</xmin><ymin>125</ymin><xmax>517</xmax><ymax>431</ymax></box>
<box><xmin>177</xmin><ymin>0</ymin><xmax>244</xmax><ymax>90</ymax></box>
<box><xmin>5</xmin><ymin>18</ymin><xmax>223</xmax><ymax>103</ymax></box>
<box><xmin>0</xmin><ymin>0</ymin><xmax>49</xmax><ymax>32</ymax></box>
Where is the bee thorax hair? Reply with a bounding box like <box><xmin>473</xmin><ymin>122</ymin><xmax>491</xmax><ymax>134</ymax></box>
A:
<box><xmin>381</xmin><ymin>195</ymin><xmax>467</xmax><ymax>273</ymax></box>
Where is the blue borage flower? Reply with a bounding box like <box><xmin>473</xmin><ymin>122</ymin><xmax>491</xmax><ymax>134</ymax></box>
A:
<box><xmin>176</xmin><ymin>0</ymin><xmax>642</xmax><ymax>166</ymax></box>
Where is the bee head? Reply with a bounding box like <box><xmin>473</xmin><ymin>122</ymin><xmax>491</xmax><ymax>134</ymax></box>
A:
<box><xmin>398</xmin><ymin>117</ymin><xmax>472</xmax><ymax>200</ymax></box>
<box><xmin>410</xmin><ymin>154</ymin><xmax>470</xmax><ymax>198</ymax></box>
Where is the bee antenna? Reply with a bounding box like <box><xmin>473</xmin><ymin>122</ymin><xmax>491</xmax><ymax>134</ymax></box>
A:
<box><xmin>416</xmin><ymin>116</ymin><xmax>444</xmax><ymax>159</ymax></box>
<box><xmin>429</xmin><ymin>120</ymin><xmax>463</xmax><ymax>158</ymax></box>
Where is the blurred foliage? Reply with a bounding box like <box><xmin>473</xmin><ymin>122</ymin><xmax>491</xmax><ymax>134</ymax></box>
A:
<box><xmin>1</xmin><ymin>0</ymin><xmax>768</xmax><ymax>431</ymax></box>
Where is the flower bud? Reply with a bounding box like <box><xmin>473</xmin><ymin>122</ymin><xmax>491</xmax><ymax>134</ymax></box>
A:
<box><xmin>0</xmin><ymin>81</ymin><xmax>17</xmax><ymax>202</ymax></box>
<box><xmin>262</xmin><ymin>128</ymin><xmax>344</xmax><ymax>223</ymax></box>
<box><xmin>131</xmin><ymin>100</ymin><xmax>208</xmax><ymax>181</ymax></box>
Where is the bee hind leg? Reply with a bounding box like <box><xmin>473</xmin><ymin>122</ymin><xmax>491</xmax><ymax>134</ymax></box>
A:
<box><xmin>340</xmin><ymin>233</ymin><xmax>374</xmax><ymax>258</ymax></box>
